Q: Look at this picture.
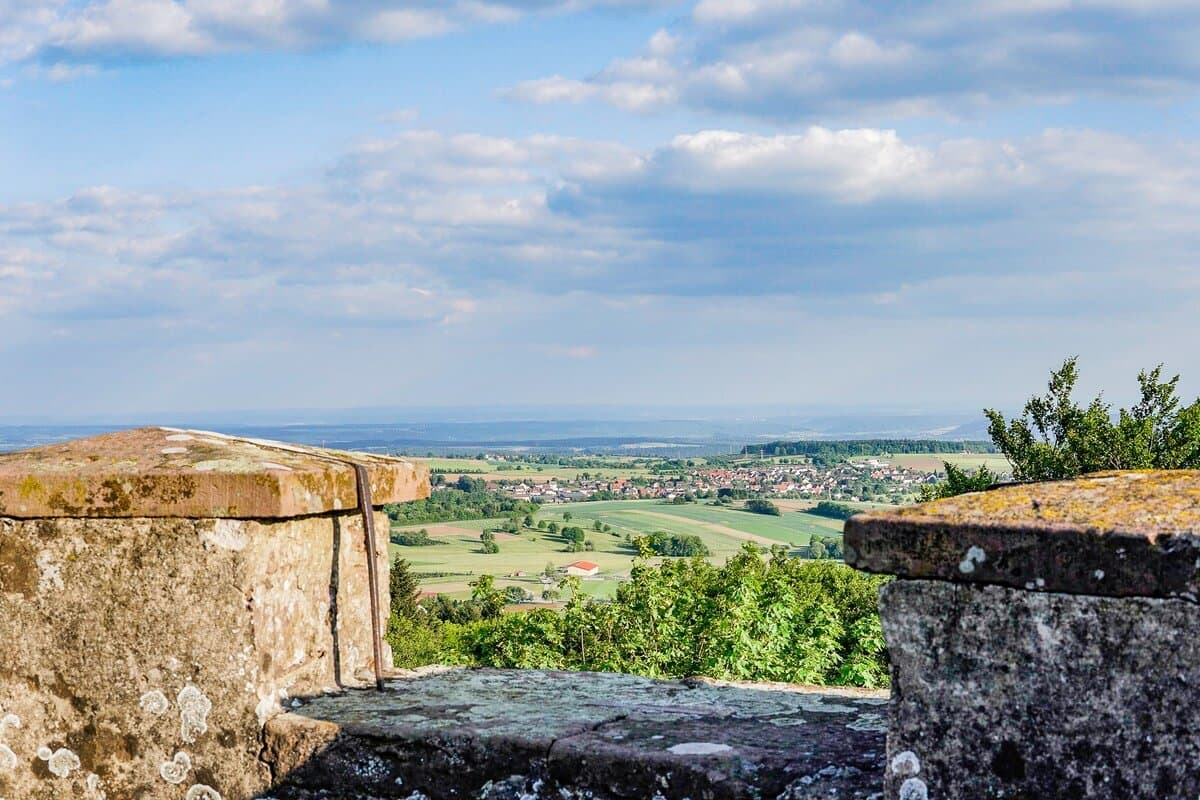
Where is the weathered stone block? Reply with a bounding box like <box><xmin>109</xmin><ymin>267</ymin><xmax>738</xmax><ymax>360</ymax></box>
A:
<box><xmin>845</xmin><ymin>471</ymin><xmax>1200</xmax><ymax>599</ymax></box>
<box><xmin>261</xmin><ymin>668</ymin><xmax>889</xmax><ymax>800</ymax></box>
<box><xmin>845</xmin><ymin>470</ymin><xmax>1200</xmax><ymax>800</ymax></box>
<box><xmin>0</xmin><ymin>428</ymin><xmax>428</xmax><ymax>800</ymax></box>
<box><xmin>881</xmin><ymin>580</ymin><xmax>1200</xmax><ymax>800</ymax></box>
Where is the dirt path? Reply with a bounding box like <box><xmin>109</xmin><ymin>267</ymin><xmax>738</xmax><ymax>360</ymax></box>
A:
<box><xmin>629</xmin><ymin>509</ymin><xmax>783</xmax><ymax>547</ymax></box>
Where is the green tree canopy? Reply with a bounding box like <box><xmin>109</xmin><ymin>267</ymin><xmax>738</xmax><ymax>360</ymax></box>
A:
<box><xmin>986</xmin><ymin>357</ymin><xmax>1200</xmax><ymax>481</ymax></box>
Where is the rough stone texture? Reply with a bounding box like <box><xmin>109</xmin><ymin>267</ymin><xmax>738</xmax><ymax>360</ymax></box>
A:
<box><xmin>261</xmin><ymin>668</ymin><xmax>888</xmax><ymax>800</ymax></box>
<box><xmin>845</xmin><ymin>470</ymin><xmax>1200</xmax><ymax>599</ymax></box>
<box><xmin>0</xmin><ymin>427</ymin><xmax>429</xmax><ymax>518</ymax></box>
<box><xmin>881</xmin><ymin>579</ymin><xmax>1200</xmax><ymax>800</ymax></box>
<box><xmin>0</xmin><ymin>510</ymin><xmax>393</xmax><ymax>800</ymax></box>
<box><xmin>0</xmin><ymin>428</ymin><xmax>426</xmax><ymax>800</ymax></box>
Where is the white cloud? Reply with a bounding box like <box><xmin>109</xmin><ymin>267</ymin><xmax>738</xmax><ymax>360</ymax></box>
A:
<box><xmin>4</xmin><ymin>123</ymin><xmax>1200</xmax><ymax>414</ymax></box>
<box><xmin>3</xmin><ymin>0</ymin><xmax>672</xmax><ymax>68</ymax></box>
<box><xmin>506</xmin><ymin>0</ymin><xmax>1200</xmax><ymax>120</ymax></box>
<box><xmin>3</xmin><ymin>125</ymin><xmax>1198</xmax><ymax>339</ymax></box>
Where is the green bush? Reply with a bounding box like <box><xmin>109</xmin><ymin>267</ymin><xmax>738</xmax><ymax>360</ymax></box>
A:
<box><xmin>745</xmin><ymin>499</ymin><xmax>782</xmax><ymax>516</ymax></box>
<box><xmin>387</xmin><ymin>545</ymin><xmax>890</xmax><ymax>689</ymax></box>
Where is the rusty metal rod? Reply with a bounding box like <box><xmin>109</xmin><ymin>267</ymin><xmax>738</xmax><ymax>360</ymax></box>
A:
<box><xmin>352</xmin><ymin>463</ymin><xmax>387</xmax><ymax>691</ymax></box>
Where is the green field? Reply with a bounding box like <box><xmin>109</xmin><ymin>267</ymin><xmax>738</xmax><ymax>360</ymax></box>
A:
<box><xmin>391</xmin><ymin>499</ymin><xmax>865</xmax><ymax>600</ymax></box>
<box><xmin>868</xmin><ymin>453</ymin><xmax>1012</xmax><ymax>473</ymax></box>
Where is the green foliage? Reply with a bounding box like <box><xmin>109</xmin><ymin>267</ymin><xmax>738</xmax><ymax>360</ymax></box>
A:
<box><xmin>386</xmin><ymin>616</ymin><xmax>452</xmax><ymax>669</ymax></box>
<box><xmin>744</xmin><ymin>439</ymin><xmax>995</xmax><ymax>457</ymax></box>
<box><xmin>388</xmin><ymin>557</ymin><xmax>420</xmax><ymax>621</ymax></box>
<box><xmin>503</xmin><ymin>586</ymin><xmax>530</xmax><ymax>604</ymax></box>
<box><xmin>808</xmin><ymin>501</ymin><xmax>855</xmax><ymax>520</ymax></box>
<box><xmin>391</xmin><ymin>528</ymin><xmax>438</xmax><ymax>546</ymax></box>
<box><xmin>479</xmin><ymin>530</ymin><xmax>500</xmax><ymax>554</ymax></box>
<box><xmin>745</xmin><ymin>499</ymin><xmax>782</xmax><ymax>516</ymax></box>
<box><xmin>985</xmin><ymin>357</ymin><xmax>1200</xmax><ymax>481</ymax></box>
<box><xmin>445</xmin><ymin>545</ymin><xmax>888</xmax><ymax>687</ymax></box>
<box><xmin>633</xmin><ymin>530</ymin><xmax>711</xmax><ymax>557</ymax></box>
<box><xmin>383</xmin><ymin>487</ymin><xmax>537</xmax><ymax>525</ymax></box>
<box><xmin>455</xmin><ymin>475</ymin><xmax>489</xmax><ymax>493</ymax></box>
<box><xmin>918</xmin><ymin>462</ymin><xmax>1001</xmax><ymax>501</ymax></box>
<box><xmin>807</xmin><ymin>536</ymin><xmax>843</xmax><ymax>560</ymax></box>
<box><xmin>469</xmin><ymin>574</ymin><xmax>506</xmax><ymax>619</ymax></box>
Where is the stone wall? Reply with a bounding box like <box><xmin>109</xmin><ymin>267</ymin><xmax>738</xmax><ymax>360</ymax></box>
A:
<box><xmin>846</xmin><ymin>470</ymin><xmax>1200</xmax><ymax>800</ymax></box>
<box><xmin>0</xmin><ymin>428</ymin><xmax>427</xmax><ymax>800</ymax></box>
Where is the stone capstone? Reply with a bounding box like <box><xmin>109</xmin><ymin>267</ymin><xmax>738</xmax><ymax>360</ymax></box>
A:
<box><xmin>261</xmin><ymin>667</ymin><xmax>889</xmax><ymax>800</ymax></box>
<box><xmin>0</xmin><ymin>427</ymin><xmax>429</xmax><ymax>518</ymax></box>
<box><xmin>845</xmin><ymin>470</ymin><xmax>1200</xmax><ymax>599</ymax></box>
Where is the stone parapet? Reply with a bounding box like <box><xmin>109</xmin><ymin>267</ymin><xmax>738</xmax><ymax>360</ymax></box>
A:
<box><xmin>845</xmin><ymin>471</ymin><xmax>1200</xmax><ymax>799</ymax></box>
<box><xmin>0</xmin><ymin>428</ymin><xmax>428</xmax><ymax>800</ymax></box>
<box><xmin>261</xmin><ymin>668</ymin><xmax>888</xmax><ymax>800</ymax></box>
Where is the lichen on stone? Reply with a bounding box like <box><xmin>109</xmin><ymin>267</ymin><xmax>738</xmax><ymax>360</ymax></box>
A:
<box><xmin>178</xmin><ymin>685</ymin><xmax>212</xmax><ymax>743</ymax></box>
<box><xmin>160</xmin><ymin>751</ymin><xmax>192</xmax><ymax>784</ymax></box>
<box><xmin>890</xmin><ymin>750</ymin><xmax>920</xmax><ymax>777</ymax></box>
<box><xmin>898</xmin><ymin>777</ymin><xmax>928</xmax><ymax>800</ymax></box>
<box><xmin>39</xmin><ymin>747</ymin><xmax>80</xmax><ymax>778</ymax></box>
<box><xmin>140</xmin><ymin>690</ymin><xmax>169</xmax><ymax>716</ymax></box>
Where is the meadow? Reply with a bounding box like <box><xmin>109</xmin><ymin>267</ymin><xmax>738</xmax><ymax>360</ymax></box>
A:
<box><xmin>852</xmin><ymin>453</ymin><xmax>1012</xmax><ymax>474</ymax></box>
<box><xmin>390</xmin><ymin>498</ymin><xmax>875</xmax><ymax>599</ymax></box>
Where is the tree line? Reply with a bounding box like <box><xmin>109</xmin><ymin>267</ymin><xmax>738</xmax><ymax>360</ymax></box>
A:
<box><xmin>742</xmin><ymin>439</ymin><xmax>996</xmax><ymax>457</ymax></box>
<box><xmin>383</xmin><ymin>476</ymin><xmax>539</xmax><ymax>525</ymax></box>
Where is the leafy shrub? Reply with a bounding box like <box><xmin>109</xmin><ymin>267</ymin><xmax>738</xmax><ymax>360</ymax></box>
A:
<box><xmin>745</xmin><ymin>499</ymin><xmax>782</xmax><ymax>516</ymax></box>
<box><xmin>634</xmin><ymin>531</ymin><xmax>710</xmax><ymax>557</ymax></box>
<box><xmin>808</xmin><ymin>501</ymin><xmax>855</xmax><ymax>520</ymax></box>
<box><xmin>391</xmin><ymin>528</ymin><xmax>438</xmax><ymax>546</ymax></box>
<box><xmin>388</xmin><ymin>544</ymin><xmax>890</xmax><ymax>689</ymax></box>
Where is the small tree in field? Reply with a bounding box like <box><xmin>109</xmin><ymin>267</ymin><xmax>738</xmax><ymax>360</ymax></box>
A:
<box><xmin>389</xmin><ymin>557</ymin><xmax>420</xmax><ymax>621</ymax></box>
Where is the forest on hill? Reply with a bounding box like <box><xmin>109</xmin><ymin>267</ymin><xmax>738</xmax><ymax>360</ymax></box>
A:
<box><xmin>742</xmin><ymin>439</ymin><xmax>996</xmax><ymax>457</ymax></box>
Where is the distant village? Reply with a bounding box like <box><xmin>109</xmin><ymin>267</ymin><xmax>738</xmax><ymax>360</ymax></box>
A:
<box><xmin>466</xmin><ymin>458</ymin><xmax>941</xmax><ymax>505</ymax></box>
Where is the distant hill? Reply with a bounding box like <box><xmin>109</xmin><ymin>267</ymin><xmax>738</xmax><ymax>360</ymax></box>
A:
<box><xmin>741</xmin><ymin>439</ymin><xmax>996</xmax><ymax>457</ymax></box>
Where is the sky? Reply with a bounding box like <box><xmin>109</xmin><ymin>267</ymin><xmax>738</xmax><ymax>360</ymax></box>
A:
<box><xmin>1</xmin><ymin>0</ymin><xmax>1199</xmax><ymax>420</ymax></box>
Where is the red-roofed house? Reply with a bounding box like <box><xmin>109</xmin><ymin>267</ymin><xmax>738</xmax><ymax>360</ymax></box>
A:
<box><xmin>560</xmin><ymin>560</ymin><xmax>600</xmax><ymax>577</ymax></box>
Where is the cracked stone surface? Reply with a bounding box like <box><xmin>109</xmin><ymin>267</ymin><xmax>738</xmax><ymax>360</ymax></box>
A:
<box><xmin>882</xmin><ymin>579</ymin><xmax>1200</xmax><ymax>800</ymax></box>
<box><xmin>261</xmin><ymin>667</ymin><xmax>888</xmax><ymax>799</ymax></box>
<box><xmin>845</xmin><ymin>470</ymin><xmax>1200</xmax><ymax>599</ymax></box>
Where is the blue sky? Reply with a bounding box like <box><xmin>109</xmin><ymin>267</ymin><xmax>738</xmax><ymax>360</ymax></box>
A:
<box><xmin>1</xmin><ymin>0</ymin><xmax>1199</xmax><ymax>419</ymax></box>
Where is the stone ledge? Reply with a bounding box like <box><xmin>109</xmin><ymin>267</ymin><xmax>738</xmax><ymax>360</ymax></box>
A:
<box><xmin>0</xmin><ymin>427</ymin><xmax>429</xmax><ymax>518</ymax></box>
<box><xmin>261</xmin><ymin>668</ymin><xmax>887</xmax><ymax>800</ymax></box>
<box><xmin>845</xmin><ymin>471</ymin><xmax>1200</xmax><ymax>599</ymax></box>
